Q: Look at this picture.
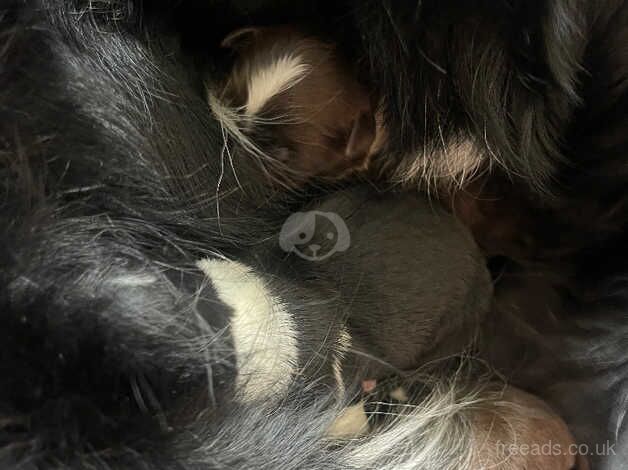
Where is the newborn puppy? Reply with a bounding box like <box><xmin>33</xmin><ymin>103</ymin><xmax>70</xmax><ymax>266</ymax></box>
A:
<box><xmin>209</xmin><ymin>27</ymin><xmax>528</xmax><ymax>259</ymax></box>
<box><xmin>208</xmin><ymin>26</ymin><xmax>381</xmax><ymax>184</ymax></box>
<box><xmin>209</xmin><ymin>26</ymin><xmax>559</xmax><ymax>265</ymax></box>
<box><xmin>199</xmin><ymin>185</ymin><xmax>585</xmax><ymax>468</ymax></box>
<box><xmin>471</xmin><ymin>386</ymin><xmax>588</xmax><ymax>470</ymax></box>
<box><xmin>199</xmin><ymin>187</ymin><xmax>491</xmax><ymax>397</ymax></box>
<box><xmin>276</xmin><ymin>187</ymin><xmax>492</xmax><ymax>381</ymax></box>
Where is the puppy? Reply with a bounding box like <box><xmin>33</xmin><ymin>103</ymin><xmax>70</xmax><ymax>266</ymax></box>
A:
<box><xmin>209</xmin><ymin>26</ymin><xmax>540</xmax><ymax>263</ymax></box>
<box><xmin>207</xmin><ymin>26</ymin><xmax>382</xmax><ymax>184</ymax></box>
<box><xmin>333</xmin><ymin>379</ymin><xmax>587</xmax><ymax>470</ymax></box>
<box><xmin>203</xmin><ymin>3</ymin><xmax>628</xmax><ymax>468</ymax></box>
<box><xmin>198</xmin><ymin>185</ymin><xmax>585</xmax><ymax>470</ymax></box>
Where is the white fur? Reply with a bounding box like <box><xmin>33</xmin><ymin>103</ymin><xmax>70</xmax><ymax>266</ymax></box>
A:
<box><xmin>389</xmin><ymin>387</ymin><xmax>409</xmax><ymax>402</ymax></box>
<box><xmin>333</xmin><ymin>327</ymin><xmax>352</xmax><ymax>395</ymax></box>
<box><xmin>327</xmin><ymin>402</ymin><xmax>370</xmax><ymax>439</ymax></box>
<box><xmin>197</xmin><ymin>259</ymin><xmax>298</xmax><ymax>401</ymax></box>
<box><xmin>245</xmin><ymin>55</ymin><xmax>310</xmax><ymax>115</ymax></box>
<box><xmin>393</xmin><ymin>138</ymin><xmax>484</xmax><ymax>192</ymax></box>
<box><xmin>108</xmin><ymin>274</ymin><xmax>157</xmax><ymax>287</ymax></box>
<box><xmin>340</xmin><ymin>367</ymin><xmax>496</xmax><ymax>470</ymax></box>
<box><xmin>207</xmin><ymin>92</ymin><xmax>271</xmax><ymax>163</ymax></box>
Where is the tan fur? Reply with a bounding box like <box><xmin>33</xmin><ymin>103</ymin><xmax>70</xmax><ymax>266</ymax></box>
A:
<box><xmin>470</xmin><ymin>387</ymin><xmax>589</xmax><ymax>469</ymax></box>
<box><xmin>215</xmin><ymin>27</ymin><xmax>376</xmax><ymax>183</ymax></box>
<box><xmin>386</xmin><ymin>138</ymin><xmax>486</xmax><ymax>196</ymax></box>
<box><xmin>327</xmin><ymin>402</ymin><xmax>370</xmax><ymax>439</ymax></box>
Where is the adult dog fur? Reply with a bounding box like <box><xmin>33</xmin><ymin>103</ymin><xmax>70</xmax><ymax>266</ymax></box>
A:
<box><xmin>2</xmin><ymin>1</ymin><xmax>628</xmax><ymax>469</ymax></box>
<box><xmin>0</xmin><ymin>2</ymin><xmax>497</xmax><ymax>469</ymax></box>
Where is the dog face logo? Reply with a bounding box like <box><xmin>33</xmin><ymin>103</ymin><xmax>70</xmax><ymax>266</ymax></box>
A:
<box><xmin>279</xmin><ymin>211</ymin><xmax>350</xmax><ymax>261</ymax></box>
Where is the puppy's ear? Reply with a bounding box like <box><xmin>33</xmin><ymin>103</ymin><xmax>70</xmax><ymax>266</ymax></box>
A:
<box><xmin>344</xmin><ymin>111</ymin><xmax>376</xmax><ymax>163</ymax></box>
<box><xmin>221</xmin><ymin>27</ymin><xmax>261</xmax><ymax>50</ymax></box>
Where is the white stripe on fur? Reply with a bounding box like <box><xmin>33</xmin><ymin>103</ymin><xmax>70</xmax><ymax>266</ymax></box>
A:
<box><xmin>197</xmin><ymin>258</ymin><xmax>298</xmax><ymax>401</ymax></box>
<box><xmin>333</xmin><ymin>326</ymin><xmax>352</xmax><ymax>395</ymax></box>
<box><xmin>245</xmin><ymin>55</ymin><xmax>310</xmax><ymax>115</ymax></box>
<box><xmin>327</xmin><ymin>401</ymin><xmax>370</xmax><ymax>439</ymax></box>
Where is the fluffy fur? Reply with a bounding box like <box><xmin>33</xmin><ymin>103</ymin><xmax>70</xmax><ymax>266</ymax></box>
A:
<box><xmin>3</xmin><ymin>1</ymin><xmax>628</xmax><ymax>469</ymax></box>
<box><xmin>0</xmin><ymin>2</ymin><xmax>500</xmax><ymax>468</ymax></box>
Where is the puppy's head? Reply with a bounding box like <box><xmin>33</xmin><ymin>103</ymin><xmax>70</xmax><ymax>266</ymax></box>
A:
<box><xmin>213</xmin><ymin>26</ymin><xmax>379</xmax><ymax>183</ymax></box>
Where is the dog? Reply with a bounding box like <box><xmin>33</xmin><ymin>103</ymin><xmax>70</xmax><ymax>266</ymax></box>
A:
<box><xmin>2</xmin><ymin>1</ymin><xmax>628</xmax><ymax>469</ymax></box>
<box><xmin>0</xmin><ymin>2</ymin><xmax>522</xmax><ymax>469</ymax></box>
<box><xmin>203</xmin><ymin>3</ymin><xmax>628</xmax><ymax>468</ymax></box>
<box><xmin>208</xmin><ymin>26</ymin><xmax>380</xmax><ymax>184</ymax></box>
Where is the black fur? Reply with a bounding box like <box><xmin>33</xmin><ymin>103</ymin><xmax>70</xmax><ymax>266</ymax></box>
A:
<box><xmin>3</xmin><ymin>1</ymin><xmax>628</xmax><ymax>469</ymax></box>
<box><xmin>0</xmin><ymin>2</ymin><xmax>489</xmax><ymax>467</ymax></box>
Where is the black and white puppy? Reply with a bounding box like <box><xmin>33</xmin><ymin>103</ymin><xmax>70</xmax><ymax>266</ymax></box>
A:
<box><xmin>197</xmin><ymin>186</ymin><xmax>491</xmax><ymax>401</ymax></box>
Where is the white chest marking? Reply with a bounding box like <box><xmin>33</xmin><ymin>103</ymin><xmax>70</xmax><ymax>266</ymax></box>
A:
<box><xmin>197</xmin><ymin>259</ymin><xmax>298</xmax><ymax>401</ymax></box>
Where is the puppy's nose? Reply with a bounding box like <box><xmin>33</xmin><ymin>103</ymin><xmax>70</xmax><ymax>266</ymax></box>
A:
<box><xmin>309</xmin><ymin>244</ymin><xmax>321</xmax><ymax>255</ymax></box>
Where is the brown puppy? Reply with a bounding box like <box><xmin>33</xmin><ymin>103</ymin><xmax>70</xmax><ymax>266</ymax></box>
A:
<box><xmin>208</xmin><ymin>26</ymin><xmax>382</xmax><ymax>184</ymax></box>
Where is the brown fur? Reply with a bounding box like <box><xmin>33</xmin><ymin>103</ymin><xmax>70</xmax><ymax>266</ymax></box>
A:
<box><xmin>218</xmin><ymin>26</ymin><xmax>378</xmax><ymax>182</ymax></box>
<box><xmin>470</xmin><ymin>387</ymin><xmax>589</xmax><ymax>470</ymax></box>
